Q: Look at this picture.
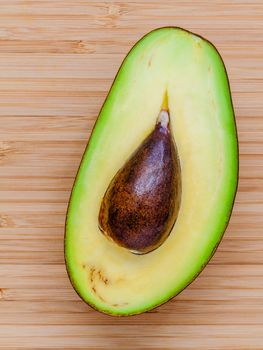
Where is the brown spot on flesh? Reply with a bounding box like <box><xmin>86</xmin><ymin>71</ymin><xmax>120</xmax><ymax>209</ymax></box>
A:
<box><xmin>98</xmin><ymin>295</ymin><xmax>106</xmax><ymax>302</ymax></box>
<box><xmin>98</xmin><ymin>270</ymin><xmax>109</xmax><ymax>285</ymax></box>
<box><xmin>91</xmin><ymin>284</ymin><xmax>106</xmax><ymax>302</ymax></box>
<box><xmin>111</xmin><ymin>301</ymin><xmax>129</xmax><ymax>308</ymax></box>
<box><xmin>88</xmin><ymin>266</ymin><xmax>111</xmax><ymax>303</ymax></box>
<box><xmin>90</xmin><ymin>267</ymin><xmax>95</xmax><ymax>283</ymax></box>
<box><xmin>88</xmin><ymin>266</ymin><xmax>129</xmax><ymax>306</ymax></box>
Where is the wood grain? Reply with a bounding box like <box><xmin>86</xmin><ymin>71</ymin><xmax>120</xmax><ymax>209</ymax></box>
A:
<box><xmin>0</xmin><ymin>1</ymin><xmax>262</xmax><ymax>349</ymax></box>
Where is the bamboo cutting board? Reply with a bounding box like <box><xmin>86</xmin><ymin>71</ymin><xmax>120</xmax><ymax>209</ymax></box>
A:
<box><xmin>0</xmin><ymin>1</ymin><xmax>262</xmax><ymax>349</ymax></box>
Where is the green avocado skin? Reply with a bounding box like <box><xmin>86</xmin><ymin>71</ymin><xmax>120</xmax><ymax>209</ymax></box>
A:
<box><xmin>65</xmin><ymin>27</ymin><xmax>239</xmax><ymax>316</ymax></box>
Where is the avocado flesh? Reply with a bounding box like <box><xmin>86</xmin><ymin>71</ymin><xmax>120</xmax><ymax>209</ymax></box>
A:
<box><xmin>65</xmin><ymin>27</ymin><xmax>238</xmax><ymax>315</ymax></box>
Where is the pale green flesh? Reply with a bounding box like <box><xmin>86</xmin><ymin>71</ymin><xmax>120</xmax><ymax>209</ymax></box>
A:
<box><xmin>65</xmin><ymin>27</ymin><xmax>238</xmax><ymax>315</ymax></box>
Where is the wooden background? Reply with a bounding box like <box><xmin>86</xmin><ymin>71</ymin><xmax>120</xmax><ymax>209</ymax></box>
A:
<box><xmin>0</xmin><ymin>1</ymin><xmax>262</xmax><ymax>349</ymax></box>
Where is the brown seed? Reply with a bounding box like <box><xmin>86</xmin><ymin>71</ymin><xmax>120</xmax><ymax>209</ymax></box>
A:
<box><xmin>98</xmin><ymin>103</ymin><xmax>181</xmax><ymax>254</ymax></box>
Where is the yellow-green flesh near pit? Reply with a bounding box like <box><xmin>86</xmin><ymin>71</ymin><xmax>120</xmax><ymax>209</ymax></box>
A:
<box><xmin>65</xmin><ymin>27</ymin><xmax>238</xmax><ymax>315</ymax></box>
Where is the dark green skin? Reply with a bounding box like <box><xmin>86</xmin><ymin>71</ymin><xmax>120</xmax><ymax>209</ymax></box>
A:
<box><xmin>64</xmin><ymin>26</ymin><xmax>239</xmax><ymax>316</ymax></box>
<box><xmin>99</xmin><ymin>116</ymin><xmax>181</xmax><ymax>254</ymax></box>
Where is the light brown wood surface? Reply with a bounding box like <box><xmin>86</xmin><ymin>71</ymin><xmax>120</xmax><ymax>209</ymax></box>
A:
<box><xmin>0</xmin><ymin>1</ymin><xmax>262</xmax><ymax>349</ymax></box>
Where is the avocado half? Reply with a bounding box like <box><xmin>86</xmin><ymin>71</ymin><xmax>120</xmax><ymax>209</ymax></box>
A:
<box><xmin>65</xmin><ymin>27</ymin><xmax>238</xmax><ymax>316</ymax></box>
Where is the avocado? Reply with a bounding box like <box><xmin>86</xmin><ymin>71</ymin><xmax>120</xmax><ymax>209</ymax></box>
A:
<box><xmin>65</xmin><ymin>27</ymin><xmax>238</xmax><ymax>316</ymax></box>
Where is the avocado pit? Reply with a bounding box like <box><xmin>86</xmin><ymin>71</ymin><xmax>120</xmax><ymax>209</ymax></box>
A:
<box><xmin>98</xmin><ymin>99</ymin><xmax>181</xmax><ymax>254</ymax></box>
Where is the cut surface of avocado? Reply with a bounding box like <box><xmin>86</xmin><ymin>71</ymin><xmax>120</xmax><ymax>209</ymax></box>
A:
<box><xmin>65</xmin><ymin>27</ymin><xmax>238</xmax><ymax>316</ymax></box>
